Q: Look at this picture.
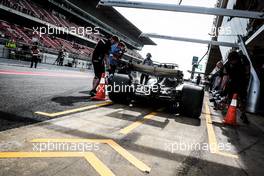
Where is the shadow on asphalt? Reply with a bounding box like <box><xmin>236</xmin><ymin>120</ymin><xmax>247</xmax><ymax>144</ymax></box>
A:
<box><xmin>156</xmin><ymin>108</ymin><xmax>201</xmax><ymax>127</ymax></box>
<box><xmin>51</xmin><ymin>96</ymin><xmax>91</xmax><ymax>106</ymax></box>
<box><xmin>79</xmin><ymin>91</ymin><xmax>90</xmax><ymax>95</ymax></box>
<box><xmin>109</xmin><ymin>101</ymin><xmax>201</xmax><ymax>127</ymax></box>
<box><xmin>107</xmin><ymin>110</ymin><xmax>170</xmax><ymax>129</ymax></box>
<box><xmin>0</xmin><ymin>111</ymin><xmax>42</xmax><ymax>132</ymax></box>
<box><xmin>173</xmin><ymin>116</ymin><xmax>201</xmax><ymax>126</ymax></box>
<box><xmin>0</xmin><ymin>104</ymin><xmax>123</xmax><ymax>132</ymax></box>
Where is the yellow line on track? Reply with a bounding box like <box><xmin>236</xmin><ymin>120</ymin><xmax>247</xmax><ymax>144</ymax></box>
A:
<box><xmin>205</xmin><ymin>101</ymin><xmax>238</xmax><ymax>158</ymax></box>
<box><xmin>119</xmin><ymin>112</ymin><xmax>157</xmax><ymax>135</ymax></box>
<box><xmin>107</xmin><ymin>140</ymin><xmax>151</xmax><ymax>173</ymax></box>
<box><xmin>35</xmin><ymin>101</ymin><xmax>112</xmax><ymax>117</ymax></box>
<box><xmin>30</xmin><ymin>138</ymin><xmax>151</xmax><ymax>173</ymax></box>
<box><xmin>84</xmin><ymin>153</ymin><xmax>116</xmax><ymax>176</ymax></box>
<box><xmin>205</xmin><ymin>103</ymin><xmax>218</xmax><ymax>153</ymax></box>
<box><xmin>0</xmin><ymin>152</ymin><xmax>83</xmax><ymax>158</ymax></box>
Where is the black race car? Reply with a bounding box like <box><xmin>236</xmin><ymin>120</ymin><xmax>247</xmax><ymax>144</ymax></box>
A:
<box><xmin>107</xmin><ymin>60</ymin><xmax>204</xmax><ymax>118</ymax></box>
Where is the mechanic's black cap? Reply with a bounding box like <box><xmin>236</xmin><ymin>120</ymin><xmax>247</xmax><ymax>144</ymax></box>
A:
<box><xmin>146</xmin><ymin>53</ymin><xmax>152</xmax><ymax>58</ymax></box>
<box><xmin>111</xmin><ymin>35</ymin><xmax>119</xmax><ymax>42</ymax></box>
<box><xmin>228</xmin><ymin>51</ymin><xmax>239</xmax><ymax>61</ymax></box>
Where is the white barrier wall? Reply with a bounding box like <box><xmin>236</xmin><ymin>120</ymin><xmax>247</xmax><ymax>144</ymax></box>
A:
<box><xmin>0</xmin><ymin>45</ymin><xmax>9</xmax><ymax>58</ymax></box>
<box><xmin>0</xmin><ymin>45</ymin><xmax>91</xmax><ymax>69</ymax></box>
<box><xmin>41</xmin><ymin>53</ymin><xmax>90</xmax><ymax>68</ymax></box>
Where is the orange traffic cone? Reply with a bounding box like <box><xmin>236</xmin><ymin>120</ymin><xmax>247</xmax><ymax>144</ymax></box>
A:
<box><xmin>91</xmin><ymin>73</ymin><xmax>108</xmax><ymax>101</ymax></box>
<box><xmin>223</xmin><ymin>94</ymin><xmax>238</xmax><ymax>126</ymax></box>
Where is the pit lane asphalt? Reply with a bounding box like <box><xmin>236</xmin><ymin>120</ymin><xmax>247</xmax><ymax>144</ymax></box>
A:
<box><xmin>0</xmin><ymin>63</ymin><xmax>97</xmax><ymax>131</ymax></box>
<box><xmin>1</xmin><ymin>62</ymin><xmax>264</xmax><ymax>176</ymax></box>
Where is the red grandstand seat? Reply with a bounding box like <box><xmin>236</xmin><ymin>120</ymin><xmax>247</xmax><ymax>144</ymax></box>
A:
<box><xmin>39</xmin><ymin>35</ymin><xmax>58</xmax><ymax>49</ymax></box>
<box><xmin>60</xmin><ymin>18</ymin><xmax>70</xmax><ymax>28</ymax></box>
<box><xmin>6</xmin><ymin>29</ymin><xmax>18</xmax><ymax>39</ymax></box>
<box><xmin>0</xmin><ymin>21</ymin><xmax>10</xmax><ymax>28</ymax></box>
<box><xmin>51</xmin><ymin>13</ymin><xmax>65</xmax><ymax>27</ymax></box>
<box><xmin>45</xmin><ymin>36</ymin><xmax>60</xmax><ymax>49</ymax></box>
<box><xmin>22</xmin><ymin>0</ymin><xmax>40</xmax><ymax>18</ymax></box>
<box><xmin>0</xmin><ymin>1</ymin><xmax>104</xmax><ymax>57</ymax></box>
<box><xmin>31</xmin><ymin>4</ymin><xmax>47</xmax><ymax>21</ymax></box>
<box><xmin>56</xmin><ymin>39</ymin><xmax>71</xmax><ymax>53</ymax></box>
<box><xmin>13</xmin><ymin>26</ymin><xmax>32</xmax><ymax>44</ymax></box>
<box><xmin>39</xmin><ymin>8</ymin><xmax>57</xmax><ymax>25</ymax></box>
<box><xmin>52</xmin><ymin>38</ymin><xmax>63</xmax><ymax>48</ymax></box>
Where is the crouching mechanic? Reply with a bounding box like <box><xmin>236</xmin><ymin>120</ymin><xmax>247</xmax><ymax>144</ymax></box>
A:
<box><xmin>90</xmin><ymin>36</ymin><xmax>119</xmax><ymax>96</ymax></box>
<box><xmin>225</xmin><ymin>51</ymin><xmax>250</xmax><ymax>124</ymax></box>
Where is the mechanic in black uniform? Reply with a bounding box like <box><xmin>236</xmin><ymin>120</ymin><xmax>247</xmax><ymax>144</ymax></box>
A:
<box><xmin>58</xmin><ymin>48</ymin><xmax>65</xmax><ymax>66</ymax></box>
<box><xmin>196</xmin><ymin>74</ymin><xmax>201</xmax><ymax>85</ymax></box>
<box><xmin>90</xmin><ymin>36</ymin><xmax>119</xmax><ymax>96</ymax></box>
<box><xmin>225</xmin><ymin>51</ymin><xmax>250</xmax><ymax>124</ymax></box>
<box><xmin>30</xmin><ymin>44</ymin><xmax>40</xmax><ymax>68</ymax></box>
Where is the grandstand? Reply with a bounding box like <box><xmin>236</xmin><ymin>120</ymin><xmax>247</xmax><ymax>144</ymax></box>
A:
<box><xmin>0</xmin><ymin>0</ymin><xmax>155</xmax><ymax>65</ymax></box>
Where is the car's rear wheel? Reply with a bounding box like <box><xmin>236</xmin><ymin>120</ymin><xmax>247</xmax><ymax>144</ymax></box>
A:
<box><xmin>180</xmin><ymin>84</ymin><xmax>204</xmax><ymax>118</ymax></box>
<box><xmin>107</xmin><ymin>74</ymin><xmax>133</xmax><ymax>104</ymax></box>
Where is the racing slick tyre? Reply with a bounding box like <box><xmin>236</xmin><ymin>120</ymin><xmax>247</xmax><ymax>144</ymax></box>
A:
<box><xmin>181</xmin><ymin>84</ymin><xmax>204</xmax><ymax>118</ymax></box>
<box><xmin>107</xmin><ymin>74</ymin><xmax>133</xmax><ymax>104</ymax></box>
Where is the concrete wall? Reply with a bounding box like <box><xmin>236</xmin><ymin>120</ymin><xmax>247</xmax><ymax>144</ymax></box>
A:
<box><xmin>0</xmin><ymin>45</ymin><xmax>9</xmax><ymax>58</ymax></box>
<box><xmin>41</xmin><ymin>52</ymin><xmax>90</xmax><ymax>69</ymax></box>
<box><xmin>0</xmin><ymin>44</ymin><xmax>91</xmax><ymax>69</ymax></box>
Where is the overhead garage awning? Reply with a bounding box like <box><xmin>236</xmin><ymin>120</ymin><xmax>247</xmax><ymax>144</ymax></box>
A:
<box><xmin>205</xmin><ymin>45</ymin><xmax>222</xmax><ymax>75</ymax></box>
<box><xmin>67</xmin><ymin>0</ymin><xmax>156</xmax><ymax>47</ymax></box>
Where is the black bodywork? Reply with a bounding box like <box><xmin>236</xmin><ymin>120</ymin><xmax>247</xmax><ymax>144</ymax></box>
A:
<box><xmin>107</xmin><ymin>60</ymin><xmax>204</xmax><ymax>118</ymax></box>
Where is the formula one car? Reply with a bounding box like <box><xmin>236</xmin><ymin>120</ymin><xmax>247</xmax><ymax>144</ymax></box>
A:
<box><xmin>107</xmin><ymin>60</ymin><xmax>204</xmax><ymax>118</ymax></box>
